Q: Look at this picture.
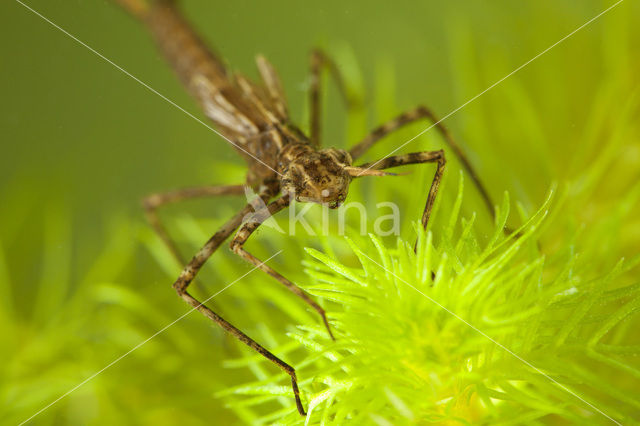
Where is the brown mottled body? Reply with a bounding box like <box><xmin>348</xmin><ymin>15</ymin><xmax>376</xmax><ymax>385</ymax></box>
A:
<box><xmin>117</xmin><ymin>0</ymin><xmax>498</xmax><ymax>416</ymax></box>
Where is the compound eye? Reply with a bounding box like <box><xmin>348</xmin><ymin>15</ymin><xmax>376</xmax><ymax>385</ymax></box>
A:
<box><xmin>335</xmin><ymin>150</ymin><xmax>351</xmax><ymax>165</ymax></box>
<box><xmin>322</xmin><ymin>148</ymin><xmax>351</xmax><ymax>165</ymax></box>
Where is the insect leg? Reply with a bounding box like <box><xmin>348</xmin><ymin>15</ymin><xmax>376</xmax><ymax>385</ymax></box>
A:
<box><xmin>308</xmin><ymin>49</ymin><xmax>359</xmax><ymax>147</ymax></box>
<box><xmin>229</xmin><ymin>195</ymin><xmax>335</xmax><ymax>342</ymax></box>
<box><xmin>142</xmin><ymin>184</ymin><xmax>245</xmax><ymax>265</ymax></box>
<box><xmin>349</xmin><ymin>105</ymin><xmax>495</xmax><ymax>219</ymax></box>
<box><xmin>355</xmin><ymin>150</ymin><xmax>446</xmax><ymax>234</ymax></box>
<box><xmin>171</xmin><ymin>194</ymin><xmax>308</xmax><ymax>416</ymax></box>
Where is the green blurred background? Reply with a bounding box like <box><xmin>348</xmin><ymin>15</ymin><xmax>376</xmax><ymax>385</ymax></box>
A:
<box><xmin>1</xmin><ymin>0</ymin><xmax>639</xmax><ymax>424</ymax></box>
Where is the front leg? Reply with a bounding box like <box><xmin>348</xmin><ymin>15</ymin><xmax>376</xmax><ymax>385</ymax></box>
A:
<box><xmin>170</xmin><ymin>192</ymin><xmax>309</xmax><ymax>416</ymax></box>
<box><xmin>355</xmin><ymin>150</ymin><xmax>446</xmax><ymax>232</ymax></box>
<box><xmin>349</xmin><ymin>105</ymin><xmax>493</xmax><ymax>219</ymax></box>
<box><xmin>229</xmin><ymin>195</ymin><xmax>335</xmax><ymax>341</ymax></box>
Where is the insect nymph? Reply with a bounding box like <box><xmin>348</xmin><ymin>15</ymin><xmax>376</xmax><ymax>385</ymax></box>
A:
<box><xmin>117</xmin><ymin>0</ymin><xmax>496</xmax><ymax>415</ymax></box>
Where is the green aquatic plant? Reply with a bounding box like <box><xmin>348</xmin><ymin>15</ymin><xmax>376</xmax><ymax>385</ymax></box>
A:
<box><xmin>220</xmin><ymin>177</ymin><xmax>640</xmax><ymax>424</ymax></box>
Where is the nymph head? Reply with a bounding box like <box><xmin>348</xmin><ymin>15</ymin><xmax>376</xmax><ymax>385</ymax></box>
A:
<box><xmin>279</xmin><ymin>147</ymin><xmax>352</xmax><ymax>208</ymax></box>
<box><xmin>279</xmin><ymin>145</ymin><xmax>395</xmax><ymax>208</ymax></box>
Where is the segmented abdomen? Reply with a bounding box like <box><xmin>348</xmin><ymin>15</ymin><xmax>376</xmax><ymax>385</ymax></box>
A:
<box><xmin>144</xmin><ymin>1</ymin><xmax>267</xmax><ymax>138</ymax></box>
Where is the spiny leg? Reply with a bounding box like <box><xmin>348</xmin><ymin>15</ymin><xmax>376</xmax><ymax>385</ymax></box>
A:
<box><xmin>349</xmin><ymin>105</ymin><xmax>495</xmax><ymax>219</ymax></box>
<box><xmin>355</xmin><ymin>150</ymin><xmax>446</xmax><ymax>248</ymax></box>
<box><xmin>142</xmin><ymin>184</ymin><xmax>245</xmax><ymax>265</ymax></box>
<box><xmin>171</xmin><ymin>193</ymin><xmax>308</xmax><ymax>416</ymax></box>
<box><xmin>180</xmin><ymin>290</ymin><xmax>306</xmax><ymax>415</ymax></box>
<box><xmin>308</xmin><ymin>49</ymin><xmax>359</xmax><ymax>147</ymax></box>
<box><xmin>229</xmin><ymin>195</ymin><xmax>335</xmax><ymax>341</ymax></box>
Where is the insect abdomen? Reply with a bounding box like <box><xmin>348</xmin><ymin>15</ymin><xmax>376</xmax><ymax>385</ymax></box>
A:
<box><xmin>144</xmin><ymin>1</ymin><xmax>229</xmax><ymax>92</ymax></box>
